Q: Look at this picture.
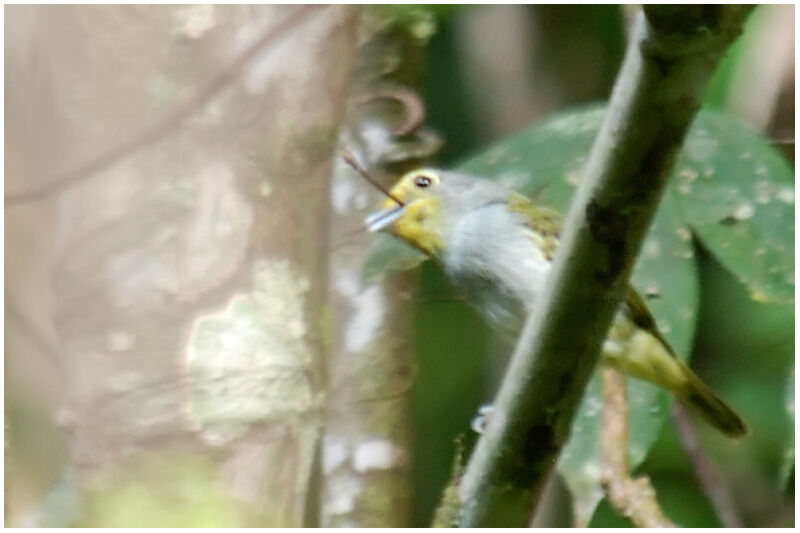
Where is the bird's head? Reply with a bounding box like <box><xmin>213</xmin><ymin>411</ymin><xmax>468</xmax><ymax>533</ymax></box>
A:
<box><xmin>365</xmin><ymin>168</ymin><xmax>447</xmax><ymax>256</ymax></box>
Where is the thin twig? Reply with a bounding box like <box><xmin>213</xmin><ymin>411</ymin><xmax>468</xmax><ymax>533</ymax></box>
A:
<box><xmin>671</xmin><ymin>403</ymin><xmax>744</xmax><ymax>527</ymax></box>
<box><xmin>5</xmin><ymin>5</ymin><xmax>321</xmax><ymax>207</ymax></box>
<box><xmin>601</xmin><ymin>369</ymin><xmax>676</xmax><ymax>527</ymax></box>
<box><xmin>340</xmin><ymin>148</ymin><xmax>405</xmax><ymax>205</ymax></box>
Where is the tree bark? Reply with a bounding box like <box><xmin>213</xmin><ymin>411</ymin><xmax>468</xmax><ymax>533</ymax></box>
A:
<box><xmin>322</xmin><ymin>7</ymin><xmax>441</xmax><ymax>526</ymax></box>
<box><xmin>6</xmin><ymin>5</ymin><xmax>357</xmax><ymax>526</ymax></box>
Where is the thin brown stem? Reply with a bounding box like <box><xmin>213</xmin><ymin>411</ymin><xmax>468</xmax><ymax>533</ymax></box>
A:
<box><xmin>601</xmin><ymin>368</ymin><xmax>676</xmax><ymax>528</ymax></box>
<box><xmin>340</xmin><ymin>148</ymin><xmax>405</xmax><ymax>206</ymax></box>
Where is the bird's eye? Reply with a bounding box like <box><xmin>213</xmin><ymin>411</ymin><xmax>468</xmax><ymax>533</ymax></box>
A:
<box><xmin>414</xmin><ymin>175</ymin><xmax>432</xmax><ymax>188</ymax></box>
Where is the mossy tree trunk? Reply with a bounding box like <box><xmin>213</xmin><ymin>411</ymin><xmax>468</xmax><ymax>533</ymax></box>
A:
<box><xmin>6</xmin><ymin>5</ymin><xmax>356</xmax><ymax>526</ymax></box>
<box><xmin>322</xmin><ymin>6</ymin><xmax>441</xmax><ymax>527</ymax></box>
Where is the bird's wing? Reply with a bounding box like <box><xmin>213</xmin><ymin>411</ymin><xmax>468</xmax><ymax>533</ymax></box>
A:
<box><xmin>621</xmin><ymin>286</ymin><xmax>678</xmax><ymax>357</ymax></box>
<box><xmin>507</xmin><ymin>191</ymin><xmax>676</xmax><ymax>355</ymax></box>
<box><xmin>506</xmin><ymin>192</ymin><xmax>563</xmax><ymax>260</ymax></box>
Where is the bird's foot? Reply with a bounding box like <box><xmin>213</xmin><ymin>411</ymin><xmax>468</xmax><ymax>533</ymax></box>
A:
<box><xmin>470</xmin><ymin>403</ymin><xmax>495</xmax><ymax>435</ymax></box>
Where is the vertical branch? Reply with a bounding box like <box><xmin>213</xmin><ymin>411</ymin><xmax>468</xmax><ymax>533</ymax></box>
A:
<box><xmin>601</xmin><ymin>369</ymin><xmax>675</xmax><ymax>527</ymax></box>
<box><xmin>456</xmin><ymin>6</ymin><xmax>753</xmax><ymax>526</ymax></box>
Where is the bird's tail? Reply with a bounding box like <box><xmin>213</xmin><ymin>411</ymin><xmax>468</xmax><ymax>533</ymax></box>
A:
<box><xmin>674</xmin><ymin>361</ymin><xmax>748</xmax><ymax>438</ymax></box>
<box><xmin>602</xmin><ymin>323</ymin><xmax>748</xmax><ymax>438</ymax></box>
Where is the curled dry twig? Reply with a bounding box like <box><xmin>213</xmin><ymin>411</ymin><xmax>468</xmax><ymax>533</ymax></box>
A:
<box><xmin>351</xmin><ymin>85</ymin><xmax>426</xmax><ymax>136</ymax></box>
<box><xmin>601</xmin><ymin>368</ymin><xmax>676</xmax><ymax>528</ymax></box>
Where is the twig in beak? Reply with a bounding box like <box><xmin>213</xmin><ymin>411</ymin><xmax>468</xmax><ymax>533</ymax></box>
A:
<box><xmin>341</xmin><ymin>148</ymin><xmax>405</xmax><ymax>206</ymax></box>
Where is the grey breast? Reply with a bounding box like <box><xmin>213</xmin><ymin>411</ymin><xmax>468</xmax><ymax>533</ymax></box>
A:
<box><xmin>441</xmin><ymin>198</ymin><xmax>550</xmax><ymax>339</ymax></box>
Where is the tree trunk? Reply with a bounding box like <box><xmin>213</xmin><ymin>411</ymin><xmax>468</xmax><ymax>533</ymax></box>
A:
<box><xmin>322</xmin><ymin>6</ymin><xmax>441</xmax><ymax>527</ymax></box>
<box><xmin>6</xmin><ymin>5</ymin><xmax>357</xmax><ymax>526</ymax></box>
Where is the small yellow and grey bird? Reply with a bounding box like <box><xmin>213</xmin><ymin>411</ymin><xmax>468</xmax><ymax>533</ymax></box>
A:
<box><xmin>366</xmin><ymin>168</ymin><xmax>747</xmax><ymax>437</ymax></box>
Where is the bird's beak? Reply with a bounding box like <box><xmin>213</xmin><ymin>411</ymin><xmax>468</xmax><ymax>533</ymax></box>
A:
<box><xmin>365</xmin><ymin>203</ymin><xmax>406</xmax><ymax>232</ymax></box>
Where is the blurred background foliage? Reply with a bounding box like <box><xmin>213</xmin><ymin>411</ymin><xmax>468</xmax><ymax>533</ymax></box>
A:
<box><xmin>5</xmin><ymin>5</ymin><xmax>794</xmax><ymax>527</ymax></box>
<box><xmin>395</xmin><ymin>4</ymin><xmax>794</xmax><ymax>527</ymax></box>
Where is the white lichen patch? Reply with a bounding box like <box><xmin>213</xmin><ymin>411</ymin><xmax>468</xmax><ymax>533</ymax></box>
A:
<box><xmin>174</xmin><ymin>5</ymin><xmax>216</xmax><ymax>39</ymax></box>
<box><xmin>352</xmin><ymin>439</ymin><xmax>406</xmax><ymax>472</ymax></box>
<box><xmin>323</xmin><ymin>435</ymin><xmax>349</xmax><ymax>475</ymax></box>
<box><xmin>330</xmin><ymin>171</ymin><xmax>368</xmax><ymax>215</ymax></box>
<box><xmin>185</xmin><ymin>258</ymin><xmax>317</xmax><ymax>440</ymax></box>
<box><xmin>333</xmin><ymin>267</ymin><xmax>386</xmax><ymax>353</ymax></box>
<box><xmin>323</xmin><ymin>476</ymin><xmax>362</xmax><ymax>517</ymax></box>
<box><xmin>354</xmin><ymin>121</ymin><xmax>394</xmax><ymax>165</ymax></box>
<box><xmin>259</xmin><ymin>181</ymin><xmax>273</xmax><ymax>198</ymax></box>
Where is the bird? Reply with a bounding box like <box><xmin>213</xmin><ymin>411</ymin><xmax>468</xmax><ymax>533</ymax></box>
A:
<box><xmin>365</xmin><ymin>167</ymin><xmax>747</xmax><ymax>437</ymax></box>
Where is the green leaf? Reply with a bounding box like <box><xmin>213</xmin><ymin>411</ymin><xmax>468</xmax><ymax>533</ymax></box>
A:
<box><xmin>670</xmin><ymin>110</ymin><xmax>794</xmax><ymax>305</ymax></box>
<box><xmin>458</xmin><ymin>106</ymin><xmax>698</xmax><ymax>525</ymax></box>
